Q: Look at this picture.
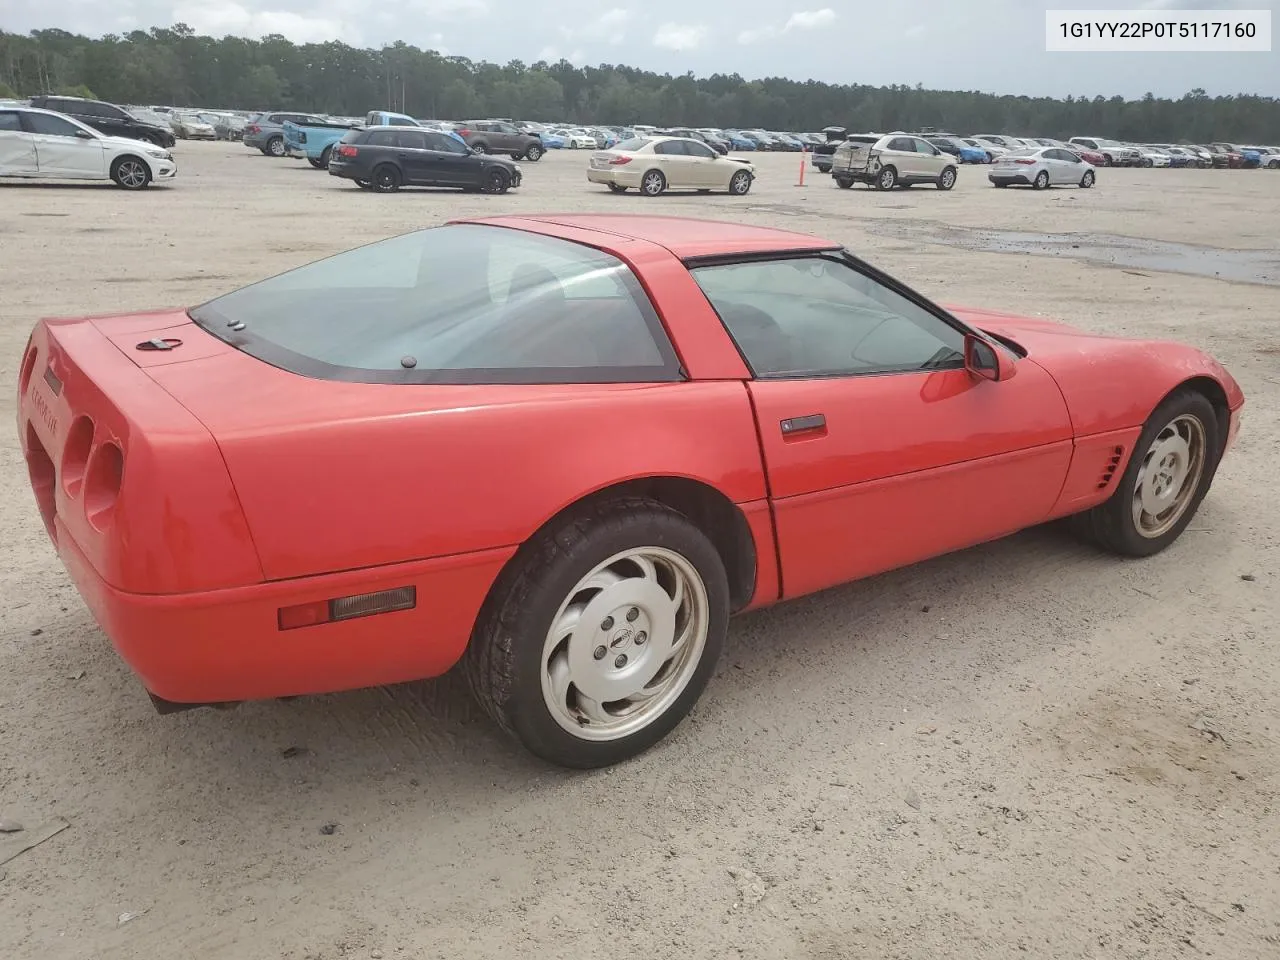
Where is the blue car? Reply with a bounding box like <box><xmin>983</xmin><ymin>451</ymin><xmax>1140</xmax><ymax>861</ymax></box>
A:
<box><xmin>928</xmin><ymin>136</ymin><xmax>988</xmax><ymax>164</ymax></box>
<box><xmin>721</xmin><ymin>130</ymin><xmax>757</xmax><ymax>151</ymax></box>
<box><xmin>540</xmin><ymin>131</ymin><xmax>566</xmax><ymax>149</ymax></box>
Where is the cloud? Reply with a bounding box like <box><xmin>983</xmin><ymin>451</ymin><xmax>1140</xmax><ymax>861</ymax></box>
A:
<box><xmin>171</xmin><ymin>2</ymin><xmax>352</xmax><ymax>43</ymax></box>
<box><xmin>653</xmin><ymin>22</ymin><xmax>708</xmax><ymax>51</ymax></box>
<box><xmin>904</xmin><ymin>23</ymin><xmax>926</xmax><ymax>39</ymax></box>
<box><xmin>406</xmin><ymin>0</ymin><xmax>490</xmax><ymax>18</ymax></box>
<box><xmin>784</xmin><ymin>8</ymin><xmax>837</xmax><ymax>31</ymax></box>
<box><xmin>561</xmin><ymin>8</ymin><xmax>630</xmax><ymax>45</ymax></box>
<box><xmin>739</xmin><ymin>8</ymin><xmax>838</xmax><ymax>43</ymax></box>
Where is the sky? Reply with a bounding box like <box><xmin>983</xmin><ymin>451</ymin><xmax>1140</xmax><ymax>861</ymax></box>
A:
<box><xmin>4</xmin><ymin>0</ymin><xmax>1277</xmax><ymax>98</ymax></box>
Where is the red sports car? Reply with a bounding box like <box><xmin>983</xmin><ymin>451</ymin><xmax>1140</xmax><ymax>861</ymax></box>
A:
<box><xmin>18</xmin><ymin>214</ymin><xmax>1245</xmax><ymax>768</ymax></box>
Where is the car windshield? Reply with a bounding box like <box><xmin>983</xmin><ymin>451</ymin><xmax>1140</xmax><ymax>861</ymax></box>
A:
<box><xmin>188</xmin><ymin>224</ymin><xmax>681</xmax><ymax>384</ymax></box>
<box><xmin>613</xmin><ymin>137</ymin><xmax>650</xmax><ymax>151</ymax></box>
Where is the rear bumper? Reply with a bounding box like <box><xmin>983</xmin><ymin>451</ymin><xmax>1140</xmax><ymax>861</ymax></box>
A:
<box><xmin>588</xmin><ymin>166</ymin><xmax>643</xmax><ymax>188</ymax></box>
<box><xmin>57</xmin><ymin>518</ymin><xmax>514</xmax><ymax>703</ymax></box>
<box><xmin>989</xmin><ymin>174</ymin><xmax>1032</xmax><ymax>185</ymax></box>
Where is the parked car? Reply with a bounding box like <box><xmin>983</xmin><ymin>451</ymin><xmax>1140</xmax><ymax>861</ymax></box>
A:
<box><xmin>927</xmin><ymin>136</ymin><xmax>989</xmax><ymax>164</ymax></box>
<box><xmin>1248</xmin><ymin>146</ymin><xmax>1280</xmax><ymax>168</ymax></box>
<box><xmin>1212</xmin><ymin>143</ymin><xmax>1261</xmax><ymax>168</ymax></box>
<box><xmin>831</xmin><ymin>133</ymin><xmax>958</xmax><ymax>191</ymax></box>
<box><xmin>719</xmin><ymin>130</ymin><xmax>759</xmax><ymax>151</ymax></box>
<box><xmin>454</xmin><ymin>120</ymin><xmax>545</xmax><ymax>160</ymax></box>
<box><xmin>282</xmin><ymin>117</ymin><xmax>361</xmax><ymax>168</ymax></box>
<box><xmin>988</xmin><ymin>147</ymin><xmax>1096</xmax><ymax>189</ymax></box>
<box><xmin>327</xmin><ymin>125</ymin><xmax>521</xmax><ymax>194</ymax></box>
<box><xmin>809</xmin><ymin>126</ymin><xmax>847</xmax><ymax>171</ymax></box>
<box><xmin>664</xmin><ymin>127</ymin><xmax>729</xmax><ymax>155</ymax></box>
<box><xmin>1200</xmin><ymin>143</ymin><xmax>1241</xmax><ymax>168</ymax></box>
<box><xmin>209</xmin><ymin>113</ymin><xmax>247</xmax><ymax>141</ymax></box>
<box><xmin>26</xmin><ymin>95</ymin><xmax>176</xmax><ymax>148</ymax></box>
<box><xmin>17</xmin><ymin>213</ymin><xmax>1244</xmax><ymax>767</ymax></box>
<box><xmin>170</xmin><ymin>112</ymin><xmax>217</xmax><ymax>140</ymax></box>
<box><xmin>1068</xmin><ymin>137</ymin><xmax>1141</xmax><ymax>166</ymax></box>
<box><xmin>0</xmin><ymin>106</ymin><xmax>176</xmax><ymax>189</ymax></box>
<box><xmin>587</xmin><ymin>135</ymin><xmax>755</xmax><ymax>197</ymax></box>
<box><xmin>243</xmin><ymin>112</ymin><xmax>328</xmax><ymax>156</ymax></box>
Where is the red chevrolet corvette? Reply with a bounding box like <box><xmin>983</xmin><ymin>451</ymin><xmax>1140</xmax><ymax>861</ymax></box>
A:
<box><xmin>19</xmin><ymin>214</ymin><xmax>1244</xmax><ymax>767</ymax></box>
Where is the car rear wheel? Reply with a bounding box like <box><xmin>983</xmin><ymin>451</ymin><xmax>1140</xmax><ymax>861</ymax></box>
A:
<box><xmin>640</xmin><ymin>169</ymin><xmax>666</xmax><ymax>197</ymax></box>
<box><xmin>607</xmin><ymin>183</ymin><xmax>628</xmax><ymax>193</ymax></box>
<box><xmin>834</xmin><ymin>176</ymin><xmax>853</xmax><ymax>189</ymax></box>
<box><xmin>110</xmin><ymin>156</ymin><xmax>151</xmax><ymax>190</ymax></box>
<box><xmin>371</xmin><ymin>164</ymin><xmax>401</xmax><ymax>192</ymax></box>
<box><xmin>728</xmin><ymin>169</ymin><xmax>752</xmax><ymax>195</ymax></box>
<box><xmin>524</xmin><ymin>144</ymin><xmax>543</xmax><ymax>161</ymax></box>
<box><xmin>1033</xmin><ymin>170</ymin><xmax>1050</xmax><ymax>190</ymax></box>
<box><xmin>471</xmin><ymin>142</ymin><xmax>489</xmax><ymax>154</ymax></box>
<box><xmin>266</xmin><ymin>136</ymin><xmax>285</xmax><ymax>157</ymax></box>
<box><xmin>482</xmin><ymin>167</ymin><xmax>511</xmax><ymax>194</ymax></box>
<box><xmin>875</xmin><ymin>166</ymin><xmax>897</xmax><ymax>190</ymax></box>
<box><xmin>1080</xmin><ymin>170</ymin><xmax>1095</xmax><ymax>188</ymax></box>
<box><xmin>464</xmin><ymin>497</ymin><xmax>729</xmax><ymax>768</ymax></box>
<box><xmin>937</xmin><ymin>166</ymin><xmax>957</xmax><ymax>190</ymax></box>
<box><xmin>1072</xmin><ymin>390</ymin><xmax>1221</xmax><ymax>558</ymax></box>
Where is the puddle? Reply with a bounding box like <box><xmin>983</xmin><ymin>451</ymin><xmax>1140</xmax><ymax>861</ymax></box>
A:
<box><xmin>871</xmin><ymin>221</ymin><xmax>1280</xmax><ymax>287</ymax></box>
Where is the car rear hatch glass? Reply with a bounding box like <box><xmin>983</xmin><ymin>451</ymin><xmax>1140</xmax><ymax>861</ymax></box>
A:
<box><xmin>832</xmin><ymin>136</ymin><xmax>879</xmax><ymax>171</ymax></box>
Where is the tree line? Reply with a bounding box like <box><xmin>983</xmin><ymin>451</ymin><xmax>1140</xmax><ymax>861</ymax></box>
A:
<box><xmin>1</xmin><ymin>25</ymin><xmax>1276</xmax><ymax>142</ymax></box>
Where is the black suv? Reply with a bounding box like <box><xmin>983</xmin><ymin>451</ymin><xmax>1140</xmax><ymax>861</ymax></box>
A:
<box><xmin>328</xmin><ymin>126</ymin><xmax>522</xmax><ymax>194</ymax></box>
<box><xmin>27</xmin><ymin>96</ymin><xmax>177</xmax><ymax>148</ymax></box>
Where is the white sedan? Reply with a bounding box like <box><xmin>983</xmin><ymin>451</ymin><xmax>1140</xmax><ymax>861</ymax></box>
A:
<box><xmin>551</xmin><ymin>128</ymin><xmax>599</xmax><ymax>149</ymax></box>
<box><xmin>989</xmin><ymin>146</ymin><xmax>1096</xmax><ymax>189</ymax></box>
<box><xmin>0</xmin><ymin>106</ymin><xmax>176</xmax><ymax>189</ymax></box>
<box><xmin>588</xmin><ymin>135</ymin><xmax>756</xmax><ymax>197</ymax></box>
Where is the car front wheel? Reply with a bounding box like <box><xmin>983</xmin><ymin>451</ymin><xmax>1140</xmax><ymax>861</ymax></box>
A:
<box><xmin>1080</xmin><ymin>170</ymin><xmax>1095</xmax><ymax>188</ymax></box>
<box><xmin>464</xmin><ymin>498</ymin><xmax>729</xmax><ymax>768</ymax></box>
<box><xmin>524</xmin><ymin>144</ymin><xmax>543</xmax><ymax>161</ymax></box>
<box><xmin>1072</xmin><ymin>389</ymin><xmax>1222</xmax><ymax>558</ymax></box>
<box><xmin>728</xmin><ymin>169</ymin><xmax>752</xmax><ymax>195</ymax></box>
<box><xmin>111</xmin><ymin>156</ymin><xmax>151</xmax><ymax>190</ymax></box>
<box><xmin>937</xmin><ymin>166</ymin><xmax>957</xmax><ymax>190</ymax></box>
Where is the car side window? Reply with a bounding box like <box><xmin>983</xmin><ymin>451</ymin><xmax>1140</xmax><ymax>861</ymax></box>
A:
<box><xmin>365</xmin><ymin>130</ymin><xmax>398</xmax><ymax>146</ymax></box>
<box><xmin>887</xmin><ymin>137</ymin><xmax>914</xmax><ymax>152</ymax></box>
<box><xmin>426</xmin><ymin>132</ymin><xmax>468</xmax><ymax>154</ymax></box>
<box><xmin>0</xmin><ymin>112</ymin><xmax>21</xmax><ymax>131</ymax></box>
<box><xmin>1061</xmin><ymin>149</ymin><xmax>1081</xmax><ymax>163</ymax></box>
<box><xmin>690</xmin><ymin>256</ymin><xmax>967</xmax><ymax>379</ymax></box>
<box><xmin>396</xmin><ymin>130</ymin><xmax>427</xmax><ymax>149</ymax></box>
<box><xmin>654</xmin><ymin>140</ymin><xmax>685</xmax><ymax>156</ymax></box>
<box><xmin>98</xmin><ymin>103</ymin><xmax>128</xmax><ymax>120</ymax></box>
<box><xmin>23</xmin><ymin>113</ymin><xmax>84</xmax><ymax>137</ymax></box>
<box><xmin>685</xmin><ymin>140</ymin><xmax>716</xmax><ymax>160</ymax></box>
<box><xmin>912</xmin><ymin>138</ymin><xmax>939</xmax><ymax>155</ymax></box>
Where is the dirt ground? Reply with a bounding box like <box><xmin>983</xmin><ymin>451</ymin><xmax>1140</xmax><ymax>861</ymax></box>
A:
<box><xmin>2</xmin><ymin>142</ymin><xmax>1277</xmax><ymax>960</ymax></box>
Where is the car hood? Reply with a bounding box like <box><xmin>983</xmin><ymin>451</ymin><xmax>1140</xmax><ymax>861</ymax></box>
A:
<box><xmin>100</xmin><ymin>134</ymin><xmax>168</xmax><ymax>152</ymax></box>
<box><xmin>945</xmin><ymin>304</ymin><xmax>1244</xmax><ymax>434</ymax></box>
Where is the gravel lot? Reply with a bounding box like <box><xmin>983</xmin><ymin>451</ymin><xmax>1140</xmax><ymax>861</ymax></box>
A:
<box><xmin>2</xmin><ymin>141</ymin><xmax>1277</xmax><ymax>960</ymax></box>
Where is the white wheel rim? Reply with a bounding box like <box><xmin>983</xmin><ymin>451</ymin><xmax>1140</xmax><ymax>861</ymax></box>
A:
<box><xmin>119</xmin><ymin>162</ymin><xmax>146</xmax><ymax>187</ymax></box>
<box><xmin>540</xmin><ymin>546</ymin><xmax>709</xmax><ymax>741</ymax></box>
<box><xmin>1131</xmin><ymin>413</ymin><xmax>1206</xmax><ymax>538</ymax></box>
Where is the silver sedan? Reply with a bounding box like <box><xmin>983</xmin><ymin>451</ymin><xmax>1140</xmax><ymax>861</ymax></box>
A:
<box><xmin>989</xmin><ymin>147</ymin><xmax>1097</xmax><ymax>190</ymax></box>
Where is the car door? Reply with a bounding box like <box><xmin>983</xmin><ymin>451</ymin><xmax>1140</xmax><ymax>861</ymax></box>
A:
<box><xmin>681</xmin><ymin>138</ymin><xmax>722</xmax><ymax>187</ymax></box>
<box><xmin>425</xmin><ymin>131</ymin><xmax>480</xmax><ymax>185</ymax></box>
<box><xmin>685</xmin><ymin>252</ymin><xmax>1075</xmax><ymax>598</ymax></box>
<box><xmin>652</xmin><ymin>139</ymin><xmax>695</xmax><ymax>188</ymax></box>
<box><xmin>390</xmin><ymin>129</ymin><xmax>433</xmax><ymax>183</ymax></box>
<box><xmin>0</xmin><ymin>110</ymin><xmax>38</xmax><ymax>174</ymax></box>
<box><xmin>92</xmin><ymin>101</ymin><xmax>133</xmax><ymax>139</ymax></box>
<box><xmin>22</xmin><ymin>111</ymin><xmax>106</xmax><ymax>178</ymax></box>
<box><xmin>1047</xmin><ymin>148</ymin><xmax>1076</xmax><ymax>183</ymax></box>
<box><xmin>911</xmin><ymin>137</ymin><xmax>947</xmax><ymax>179</ymax></box>
<box><xmin>884</xmin><ymin>137</ymin><xmax>919</xmax><ymax>179</ymax></box>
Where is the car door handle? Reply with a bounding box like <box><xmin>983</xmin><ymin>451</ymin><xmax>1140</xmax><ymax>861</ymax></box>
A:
<box><xmin>780</xmin><ymin>414</ymin><xmax>826</xmax><ymax>436</ymax></box>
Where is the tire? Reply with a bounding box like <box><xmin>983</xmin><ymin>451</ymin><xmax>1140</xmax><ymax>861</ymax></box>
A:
<box><xmin>835</xmin><ymin>176</ymin><xmax>853</xmax><ymax>189</ymax></box>
<box><xmin>110</xmin><ymin>155</ymin><xmax>151</xmax><ymax>190</ymax></box>
<box><xmin>728</xmin><ymin>169</ymin><xmax>752</xmax><ymax>195</ymax></box>
<box><xmin>354</xmin><ymin>179</ymin><xmax>372</xmax><ymax>190</ymax></box>
<box><xmin>874</xmin><ymin>166</ymin><xmax>897</xmax><ymax>190</ymax></box>
<box><xmin>318</xmin><ymin>145</ymin><xmax>333</xmax><ymax>169</ymax></box>
<box><xmin>993</xmin><ymin>181</ymin><xmax>1009</xmax><ymax>188</ymax></box>
<box><xmin>266</xmin><ymin>136</ymin><xmax>285</xmax><ymax>158</ymax></box>
<box><xmin>606</xmin><ymin>183</ymin><xmax>628</xmax><ymax>193</ymax></box>
<box><xmin>1102</xmin><ymin>154</ymin><xmax>1114</xmax><ymax>167</ymax></box>
<box><xmin>471</xmin><ymin>142</ymin><xmax>489</xmax><ymax>154</ymax></box>
<box><xmin>524</xmin><ymin>144</ymin><xmax>543</xmax><ymax>162</ymax></box>
<box><xmin>307</xmin><ymin>156</ymin><xmax>325</xmax><ymax>169</ymax></box>
<box><xmin>1080</xmin><ymin>170</ymin><xmax>1095</xmax><ymax>188</ymax></box>
<box><xmin>463</xmin><ymin>497</ymin><xmax>729</xmax><ymax>768</ymax></box>
<box><xmin>1072</xmin><ymin>389</ymin><xmax>1222</xmax><ymax>558</ymax></box>
<box><xmin>1142</xmin><ymin>157</ymin><xmax>1153</xmax><ymax>168</ymax></box>
<box><xmin>640</xmin><ymin>169</ymin><xmax>666</xmax><ymax>197</ymax></box>
<box><xmin>937</xmin><ymin>166</ymin><xmax>957</xmax><ymax>190</ymax></box>
<box><xmin>482</xmin><ymin>167</ymin><xmax>511</xmax><ymax>194</ymax></box>
<box><xmin>371</xmin><ymin>163</ymin><xmax>401</xmax><ymax>193</ymax></box>
<box><xmin>1268</xmin><ymin>159</ymin><xmax>1280</xmax><ymax>169</ymax></box>
<box><xmin>1033</xmin><ymin>170</ymin><xmax>1049</xmax><ymax>190</ymax></box>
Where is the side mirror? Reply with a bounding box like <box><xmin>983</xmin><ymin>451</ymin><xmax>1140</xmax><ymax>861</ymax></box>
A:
<box><xmin>964</xmin><ymin>333</ymin><xmax>1017</xmax><ymax>382</ymax></box>
<box><xmin>74</xmin><ymin>130</ymin><xmax>94</xmax><ymax>139</ymax></box>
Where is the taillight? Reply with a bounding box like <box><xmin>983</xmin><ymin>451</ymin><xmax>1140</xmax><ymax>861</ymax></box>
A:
<box><xmin>247</xmin><ymin>124</ymin><xmax>259</xmax><ymax>134</ymax></box>
<box><xmin>609</xmin><ymin>156</ymin><xmax>632</xmax><ymax>165</ymax></box>
<box><xmin>1014</xmin><ymin>158</ymin><xmax>1036</xmax><ymax>164</ymax></box>
<box><xmin>336</xmin><ymin>144</ymin><xmax>358</xmax><ymax>157</ymax></box>
<box><xmin>457</xmin><ymin>128</ymin><xmax>469</xmax><ymax>136</ymax></box>
<box><xmin>278</xmin><ymin>586</ymin><xmax>416</xmax><ymax>630</ymax></box>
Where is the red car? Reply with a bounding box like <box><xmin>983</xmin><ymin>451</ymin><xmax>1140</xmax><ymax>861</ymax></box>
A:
<box><xmin>18</xmin><ymin>214</ymin><xmax>1245</xmax><ymax>768</ymax></box>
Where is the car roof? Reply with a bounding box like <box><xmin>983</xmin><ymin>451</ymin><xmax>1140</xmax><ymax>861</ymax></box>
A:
<box><xmin>453</xmin><ymin>214</ymin><xmax>837</xmax><ymax>260</ymax></box>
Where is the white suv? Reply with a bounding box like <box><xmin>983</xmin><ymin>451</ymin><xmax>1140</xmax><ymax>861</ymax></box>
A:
<box><xmin>0</xmin><ymin>106</ymin><xmax>176</xmax><ymax>189</ymax></box>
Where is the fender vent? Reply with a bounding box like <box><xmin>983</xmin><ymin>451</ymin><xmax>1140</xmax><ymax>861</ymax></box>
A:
<box><xmin>1097</xmin><ymin>445</ymin><xmax>1125</xmax><ymax>490</ymax></box>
